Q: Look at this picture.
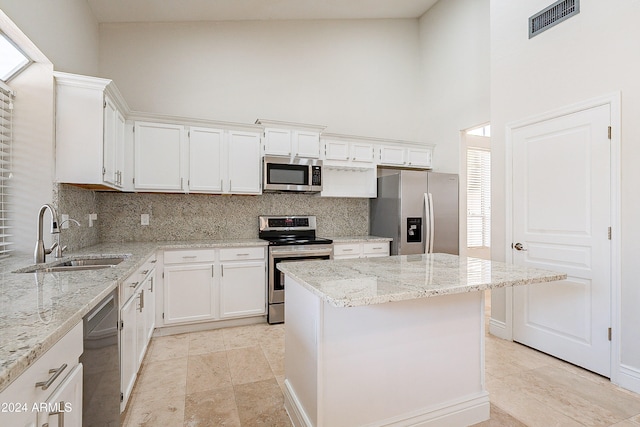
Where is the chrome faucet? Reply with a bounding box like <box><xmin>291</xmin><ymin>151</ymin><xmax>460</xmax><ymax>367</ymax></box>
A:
<box><xmin>34</xmin><ymin>204</ymin><xmax>60</xmax><ymax>263</ymax></box>
<box><xmin>54</xmin><ymin>218</ymin><xmax>81</xmax><ymax>258</ymax></box>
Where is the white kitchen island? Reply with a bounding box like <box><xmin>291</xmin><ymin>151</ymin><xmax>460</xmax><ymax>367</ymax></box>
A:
<box><xmin>277</xmin><ymin>253</ymin><xmax>566</xmax><ymax>427</ymax></box>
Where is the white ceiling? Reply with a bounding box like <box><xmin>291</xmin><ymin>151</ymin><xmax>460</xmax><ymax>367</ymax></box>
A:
<box><xmin>86</xmin><ymin>0</ymin><xmax>440</xmax><ymax>23</ymax></box>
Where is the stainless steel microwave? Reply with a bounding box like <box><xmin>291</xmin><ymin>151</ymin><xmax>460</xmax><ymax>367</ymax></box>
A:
<box><xmin>263</xmin><ymin>156</ymin><xmax>322</xmax><ymax>192</ymax></box>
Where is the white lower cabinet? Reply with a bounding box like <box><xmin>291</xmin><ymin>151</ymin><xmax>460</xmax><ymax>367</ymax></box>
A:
<box><xmin>333</xmin><ymin>241</ymin><xmax>390</xmax><ymax>260</ymax></box>
<box><xmin>120</xmin><ymin>260</ymin><xmax>156</xmax><ymax>412</ymax></box>
<box><xmin>163</xmin><ymin>263</ymin><xmax>216</xmax><ymax>324</ymax></box>
<box><xmin>0</xmin><ymin>322</ymin><xmax>83</xmax><ymax>427</ymax></box>
<box><xmin>160</xmin><ymin>247</ymin><xmax>266</xmax><ymax>327</ymax></box>
<box><xmin>220</xmin><ymin>261</ymin><xmax>266</xmax><ymax>319</ymax></box>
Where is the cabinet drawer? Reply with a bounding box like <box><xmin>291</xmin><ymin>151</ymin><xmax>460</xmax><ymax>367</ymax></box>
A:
<box><xmin>219</xmin><ymin>247</ymin><xmax>265</xmax><ymax>261</ymax></box>
<box><xmin>122</xmin><ymin>254</ymin><xmax>157</xmax><ymax>303</ymax></box>
<box><xmin>333</xmin><ymin>244</ymin><xmax>361</xmax><ymax>257</ymax></box>
<box><xmin>0</xmin><ymin>322</ymin><xmax>82</xmax><ymax>411</ymax></box>
<box><xmin>164</xmin><ymin>249</ymin><xmax>216</xmax><ymax>264</ymax></box>
<box><xmin>363</xmin><ymin>242</ymin><xmax>389</xmax><ymax>256</ymax></box>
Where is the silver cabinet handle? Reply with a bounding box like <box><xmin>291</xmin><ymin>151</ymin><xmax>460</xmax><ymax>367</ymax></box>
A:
<box><xmin>372</xmin><ymin>247</ymin><xmax>383</xmax><ymax>250</ymax></box>
<box><xmin>47</xmin><ymin>400</ymin><xmax>66</xmax><ymax>427</ymax></box>
<box><xmin>138</xmin><ymin>289</ymin><xmax>144</xmax><ymax>312</ymax></box>
<box><xmin>35</xmin><ymin>364</ymin><xmax>67</xmax><ymax>390</ymax></box>
<box><xmin>343</xmin><ymin>248</ymin><xmax>354</xmax><ymax>252</ymax></box>
<box><xmin>150</xmin><ymin>276</ymin><xmax>154</xmax><ymax>292</ymax></box>
<box><xmin>129</xmin><ymin>281</ymin><xmax>139</xmax><ymax>288</ymax></box>
<box><xmin>182</xmin><ymin>255</ymin><xmax>197</xmax><ymax>259</ymax></box>
<box><xmin>236</xmin><ymin>253</ymin><xmax>250</xmax><ymax>256</ymax></box>
<box><xmin>141</xmin><ymin>270</ymin><xmax>149</xmax><ymax>275</ymax></box>
<box><xmin>513</xmin><ymin>242</ymin><xmax>528</xmax><ymax>251</ymax></box>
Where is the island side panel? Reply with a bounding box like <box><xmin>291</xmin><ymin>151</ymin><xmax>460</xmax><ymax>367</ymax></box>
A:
<box><xmin>319</xmin><ymin>291</ymin><xmax>489</xmax><ymax>426</ymax></box>
<box><xmin>284</xmin><ymin>276</ymin><xmax>322</xmax><ymax>427</ymax></box>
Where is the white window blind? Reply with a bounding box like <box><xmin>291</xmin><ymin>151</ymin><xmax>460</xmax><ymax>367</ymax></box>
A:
<box><xmin>467</xmin><ymin>147</ymin><xmax>491</xmax><ymax>249</ymax></box>
<box><xmin>0</xmin><ymin>83</ymin><xmax>14</xmax><ymax>257</ymax></box>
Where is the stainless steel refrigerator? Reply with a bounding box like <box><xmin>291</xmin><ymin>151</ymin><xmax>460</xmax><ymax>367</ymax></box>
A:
<box><xmin>370</xmin><ymin>170</ymin><xmax>459</xmax><ymax>255</ymax></box>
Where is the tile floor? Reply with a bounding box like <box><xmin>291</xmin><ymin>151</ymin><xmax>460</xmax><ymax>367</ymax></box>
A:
<box><xmin>122</xmin><ymin>295</ymin><xmax>640</xmax><ymax>427</ymax></box>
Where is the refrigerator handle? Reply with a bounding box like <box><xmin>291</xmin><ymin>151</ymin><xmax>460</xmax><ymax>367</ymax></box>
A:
<box><xmin>424</xmin><ymin>192</ymin><xmax>434</xmax><ymax>254</ymax></box>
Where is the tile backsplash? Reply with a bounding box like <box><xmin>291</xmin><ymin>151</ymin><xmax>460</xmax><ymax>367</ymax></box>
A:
<box><xmin>94</xmin><ymin>191</ymin><xmax>369</xmax><ymax>243</ymax></box>
<box><xmin>53</xmin><ymin>184</ymin><xmax>100</xmax><ymax>251</ymax></box>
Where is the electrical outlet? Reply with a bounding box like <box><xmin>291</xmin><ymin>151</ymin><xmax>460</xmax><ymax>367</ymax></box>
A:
<box><xmin>141</xmin><ymin>214</ymin><xmax>150</xmax><ymax>226</ymax></box>
<box><xmin>89</xmin><ymin>213</ymin><xmax>97</xmax><ymax>227</ymax></box>
<box><xmin>61</xmin><ymin>214</ymin><xmax>69</xmax><ymax>229</ymax></box>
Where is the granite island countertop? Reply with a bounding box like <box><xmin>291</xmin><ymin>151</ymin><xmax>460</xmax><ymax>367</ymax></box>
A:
<box><xmin>0</xmin><ymin>238</ymin><xmax>268</xmax><ymax>393</ymax></box>
<box><xmin>277</xmin><ymin>252</ymin><xmax>567</xmax><ymax>308</ymax></box>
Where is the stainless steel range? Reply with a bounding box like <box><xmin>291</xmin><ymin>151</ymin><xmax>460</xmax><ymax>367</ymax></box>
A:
<box><xmin>259</xmin><ymin>215</ymin><xmax>333</xmax><ymax>324</ymax></box>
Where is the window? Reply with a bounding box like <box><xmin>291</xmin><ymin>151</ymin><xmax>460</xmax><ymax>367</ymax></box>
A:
<box><xmin>0</xmin><ymin>82</ymin><xmax>13</xmax><ymax>256</ymax></box>
<box><xmin>0</xmin><ymin>31</ymin><xmax>31</xmax><ymax>82</ymax></box>
<box><xmin>467</xmin><ymin>124</ymin><xmax>491</xmax><ymax>137</ymax></box>
<box><xmin>467</xmin><ymin>147</ymin><xmax>491</xmax><ymax>249</ymax></box>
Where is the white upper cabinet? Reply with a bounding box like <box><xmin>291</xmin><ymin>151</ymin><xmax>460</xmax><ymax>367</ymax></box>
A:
<box><xmin>320</xmin><ymin>134</ymin><xmax>376</xmax><ymax>198</ymax></box>
<box><xmin>378</xmin><ymin>143</ymin><xmax>434</xmax><ymax>169</ymax></box>
<box><xmin>227</xmin><ymin>130</ymin><xmax>262</xmax><ymax>194</ymax></box>
<box><xmin>188</xmin><ymin>127</ymin><xmax>224</xmax><ymax>193</ymax></box>
<box><xmin>134</xmin><ymin>121</ymin><xmax>186</xmax><ymax>192</ymax></box>
<box><xmin>54</xmin><ymin>72</ymin><xmax>130</xmax><ymax>190</ymax></box>
<box><xmin>257</xmin><ymin>119</ymin><xmax>325</xmax><ymax>159</ymax></box>
<box><xmin>323</xmin><ymin>136</ymin><xmax>375</xmax><ymax>166</ymax></box>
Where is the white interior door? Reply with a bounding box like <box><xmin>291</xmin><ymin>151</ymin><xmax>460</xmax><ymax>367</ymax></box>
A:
<box><xmin>511</xmin><ymin>104</ymin><xmax>611</xmax><ymax>377</ymax></box>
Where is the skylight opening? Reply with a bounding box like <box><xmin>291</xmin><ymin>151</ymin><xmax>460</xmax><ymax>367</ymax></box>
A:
<box><xmin>0</xmin><ymin>31</ymin><xmax>31</xmax><ymax>82</ymax></box>
<box><xmin>467</xmin><ymin>124</ymin><xmax>491</xmax><ymax>137</ymax></box>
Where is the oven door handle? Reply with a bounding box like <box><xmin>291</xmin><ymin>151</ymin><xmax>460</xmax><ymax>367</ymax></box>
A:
<box><xmin>269</xmin><ymin>248</ymin><xmax>333</xmax><ymax>258</ymax></box>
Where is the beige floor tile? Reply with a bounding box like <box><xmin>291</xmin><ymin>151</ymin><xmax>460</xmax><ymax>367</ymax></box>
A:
<box><xmin>222</xmin><ymin>324</ymin><xmax>269</xmax><ymax>349</ymax></box>
<box><xmin>184</xmin><ymin>387</ymin><xmax>241</xmax><ymax>427</ymax></box>
<box><xmin>261</xmin><ymin>340</ymin><xmax>285</xmax><ymax>376</ymax></box>
<box><xmin>188</xmin><ymin>328</ymin><xmax>226</xmax><ymax>355</ymax></box>
<box><xmin>122</xmin><ymin>393</ymin><xmax>185</xmax><ymax>427</ymax></box>
<box><xmin>187</xmin><ymin>352</ymin><xmax>232</xmax><ymax>394</ymax></box>
<box><xmin>470</xmin><ymin>404</ymin><xmax>527</xmax><ymax>427</ymax></box>
<box><xmin>226</xmin><ymin>345</ymin><xmax>274</xmax><ymax>385</ymax></box>
<box><xmin>133</xmin><ymin>357</ymin><xmax>188</xmax><ymax>403</ymax></box>
<box><xmin>234</xmin><ymin>378</ymin><xmax>292</xmax><ymax>426</ymax></box>
<box><xmin>147</xmin><ymin>333</ymin><xmax>190</xmax><ymax>362</ymax></box>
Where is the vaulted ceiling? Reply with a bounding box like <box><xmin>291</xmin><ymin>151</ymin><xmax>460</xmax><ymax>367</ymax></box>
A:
<box><xmin>86</xmin><ymin>0</ymin><xmax>440</xmax><ymax>23</ymax></box>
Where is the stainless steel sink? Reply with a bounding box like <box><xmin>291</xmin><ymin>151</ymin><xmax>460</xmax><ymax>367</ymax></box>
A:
<box><xmin>15</xmin><ymin>255</ymin><xmax>128</xmax><ymax>273</ymax></box>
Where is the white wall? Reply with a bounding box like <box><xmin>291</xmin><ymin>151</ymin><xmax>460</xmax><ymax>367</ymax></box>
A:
<box><xmin>98</xmin><ymin>19</ymin><xmax>424</xmax><ymax>144</ymax></box>
<box><xmin>417</xmin><ymin>0</ymin><xmax>490</xmax><ymax>173</ymax></box>
<box><xmin>0</xmin><ymin>0</ymin><xmax>99</xmax><ymax>75</ymax></box>
<box><xmin>490</xmin><ymin>0</ymin><xmax>640</xmax><ymax>391</ymax></box>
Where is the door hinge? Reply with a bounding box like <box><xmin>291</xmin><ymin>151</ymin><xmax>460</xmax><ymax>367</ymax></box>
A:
<box><xmin>120</xmin><ymin>392</ymin><xmax>124</xmax><ymax>402</ymax></box>
<box><xmin>103</xmin><ymin>100</ymin><xmax>107</xmax><ymax>109</ymax></box>
<box><xmin>608</xmin><ymin>227</ymin><xmax>612</xmax><ymax>240</ymax></box>
<box><xmin>120</xmin><ymin>320</ymin><xmax>124</xmax><ymax>330</ymax></box>
<box><xmin>133</xmin><ymin>177</ymin><xmax>135</xmax><ymax>184</ymax></box>
<box><xmin>162</xmin><ymin>312</ymin><xmax>165</xmax><ymax>319</ymax></box>
<box><xmin>608</xmin><ymin>327</ymin><xmax>612</xmax><ymax>341</ymax></box>
<box><xmin>162</xmin><ymin>271</ymin><xmax>164</xmax><ymax>278</ymax></box>
<box><xmin>608</xmin><ymin>126</ymin><xmax>612</xmax><ymax>140</ymax></box>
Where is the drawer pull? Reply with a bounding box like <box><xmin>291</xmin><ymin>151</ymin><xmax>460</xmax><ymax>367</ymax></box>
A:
<box><xmin>236</xmin><ymin>253</ymin><xmax>250</xmax><ymax>256</ymax></box>
<box><xmin>372</xmin><ymin>247</ymin><xmax>383</xmax><ymax>250</ymax></box>
<box><xmin>342</xmin><ymin>248</ymin><xmax>354</xmax><ymax>252</ymax></box>
<box><xmin>48</xmin><ymin>400</ymin><xmax>66</xmax><ymax>427</ymax></box>
<box><xmin>141</xmin><ymin>270</ymin><xmax>149</xmax><ymax>275</ymax></box>
<box><xmin>129</xmin><ymin>281</ymin><xmax>139</xmax><ymax>288</ymax></box>
<box><xmin>182</xmin><ymin>255</ymin><xmax>198</xmax><ymax>259</ymax></box>
<box><xmin>150</xmin><ymin>259</ymin><xmax>157</xmax><ymax>263</ymax></box>
<box><xmin>35</xmin><ymin>363</ymin><xmax>67</xmax><ymax>390</ymax></box>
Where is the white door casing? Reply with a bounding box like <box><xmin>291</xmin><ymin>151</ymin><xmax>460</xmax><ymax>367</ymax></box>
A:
<box><xmin>509</xmin><ymin>101</ymin><xmax>614</xmax><ymax>377</ymax></box>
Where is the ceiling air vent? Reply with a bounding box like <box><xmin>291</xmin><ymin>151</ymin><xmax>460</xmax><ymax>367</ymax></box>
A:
<box><xmin>529</xmin><ymin>0</ymin><xmax>580</xmax><ymax>38</ymax></box>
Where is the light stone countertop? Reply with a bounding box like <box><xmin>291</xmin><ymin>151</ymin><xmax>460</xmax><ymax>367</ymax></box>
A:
<box><xmin>329</xmin><ymin>236</ymin><xmax>393</xmax><ymax>243</ymax></box>
<box><xmin>0</xmin><ymin>239</ymin><xmax>268</xmax><ymax>393</ymax></box>
<box><xmin>277</xmin><ymin>252</ymin><xmax>567</xmax><ymax>308</ymax></box>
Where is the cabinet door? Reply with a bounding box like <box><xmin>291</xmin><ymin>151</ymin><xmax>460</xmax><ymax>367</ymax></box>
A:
<box><xmin>263</xmin><ymin>128</ymin><xmax>291</xmax><ymax>156</ymax></box>
<box><xmin>351</xmin><ymin>142</ymin><xmax>375</xmax><ymax>163</ymax></box>
<box><xmin>164</xmin><ymin>264</ymin><xmax>215</xmax><ymax>324</ymax></box>
<box><xmin>36</xmin><ymin>364</ymin><xmax>83</xmax><ymax>427</ymax></box>
<box><xmin>379</xmin><ymin>145</ymin><xmax>406</xmax><ymax>165</ymax></box>
<box><xmin>135</xmin><ymin>288</ymin><xmax>146</xmax><ymax>368</ymax></box>
<box><xmin>145</xmin><ymin>275</ymin><xmax>156</xmax><ymax>343</ymax></box>
<box><xmin>220</xmin><ymin>261</ymin><xmax>266</xmax><ymax>318</ymax></box>
<box><xmin>324</xmin><ymin>140</ymin><xmax>350</xmax><ymax>161</ymax></box>
<box><xmin>189</xmin><ymin>127</ymin><xmax>224</xmax><ymax>192</ymax></box>
<box><xmin>406</xmin><ymin>148</ymin><xmax>432</xmax><ymax>168</ymax></box>
<box><xmin>120</xmin><ymin>294</ymin><xmax>137</xmax><ymax>412</ymax></box>
<box><xmin>294</xmin><ymin>130</ymin><xmax>320</xmax><ymax>158</ymax></box>
<box><xmin>228</xmin><ymin>131</ymin><xmax>262</xmax><ymax>194</ymax></box>
<box><xmin>134</xmin><ymin>122</ymin><xmax>185</xmax><ymax>191</ymax></box>
<box><xmin>103</xmin><ymin>95</ymin><xmax>118</xmax><ymax>186</ymax></box>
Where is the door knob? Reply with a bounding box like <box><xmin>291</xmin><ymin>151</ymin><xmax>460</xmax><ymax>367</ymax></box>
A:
<box><xmin>512</xmin><ymin>242</ymin><xmax>527</xmax><ymax>251</ymax></box>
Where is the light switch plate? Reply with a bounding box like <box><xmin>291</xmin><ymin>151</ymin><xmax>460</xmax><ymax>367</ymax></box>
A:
<box><xmin>141</xmin><ymin>214</ymin><xmax>150</xmax><ymax>226</ymax></box>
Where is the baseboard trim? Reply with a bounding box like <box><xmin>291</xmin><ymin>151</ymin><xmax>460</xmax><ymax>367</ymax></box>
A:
<box><xmin>284</xmin><ymin>379</ymin><xmax>489</xmax><ymax>427</ymax></box>
<box><xmin>615</xmin><ymin>363</ymin><xmax>640</xmax><ymax>394</ymax></box>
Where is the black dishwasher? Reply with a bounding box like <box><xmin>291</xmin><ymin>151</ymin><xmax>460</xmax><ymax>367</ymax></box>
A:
<box><xmin>79</xmin><ymin>289</ymin><xmax>120</xmax><ymax>426</ymax></box>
